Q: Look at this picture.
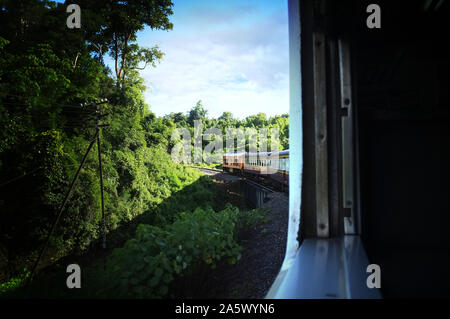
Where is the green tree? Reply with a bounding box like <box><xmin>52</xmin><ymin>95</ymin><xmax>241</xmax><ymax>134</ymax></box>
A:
<box><xmin>76</xmin><ymin>0</ymin><xmax>174</xmax><ymax>86</ymax></box>
<box><xmin>187</xmin><ymin>100</ymin><xmax>208</xmax><ymax>126</ymax></box>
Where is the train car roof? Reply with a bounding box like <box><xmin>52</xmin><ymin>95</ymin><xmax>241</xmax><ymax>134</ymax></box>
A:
<box><xmin>272</xmin><ymin>149</ymin><xmax>289</xmax><ymax>156</ymax></box>
<box><xmin>223</xmin><ymin>152</ymin><xmax>246</xmax><ymax>156</ymax></box>
<box><xmin>223</xmin><ymin>150</ymin><xmax>289</xmax><ymax>157</ymax></box>
<box><xmin>246</xmin><ymin>149</ymin><xmax>289</xmax><ymax>157</ymax></box>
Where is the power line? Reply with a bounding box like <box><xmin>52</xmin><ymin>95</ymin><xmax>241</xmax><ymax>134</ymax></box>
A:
<box><xmin>0</xmin><ymin>162</ymin><xmax>89</xmax><ymax>189</ymax></box>
<box><xmin>1</xmin><ymin>93</ymin><xmax>101</xmax><ymax>107</ymax></box>
<box><xmin>0</xmin><ymin>167</ymin><xmax>44</xmax><ymax>188</ymax></box>
<box><xmin>26</xmin><ymin>130</ymin><xmax>100</xmax><ymax>296</ymax></box>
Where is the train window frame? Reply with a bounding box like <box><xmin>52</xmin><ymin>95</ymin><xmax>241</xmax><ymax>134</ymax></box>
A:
<box><xmin>266</xmin><ymin>0</ymin><xmax>303</xmax><ymax>298</ymax></box>
<box><xmin>267</xmin><ymin>0</ymin><xmax>381</xmax><ymax>299</ymax></box>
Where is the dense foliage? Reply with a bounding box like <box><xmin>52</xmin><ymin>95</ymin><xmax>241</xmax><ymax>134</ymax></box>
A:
<box><xmin>0</xmin><ymin>0</ymin><xmax>181</xmax><ymax>280</ymax></box>
<box><xmin>102</xmin><ymin>205</ymin><xmax>243</xmax><ymax>298</ymax></box>
<box><xmin>0</xmin><ymin>0</ymin><xmax>287</xmax><ymax>297</ymax></box>
<box><xmin>0</xmin><ymin>205</ymin><xmax>268</xmax><ymax>299</ymax></box>
<box><xmin>166</xmin><ymin>100</ymin><xmax>289</xmax><ymax>157</ymax></box>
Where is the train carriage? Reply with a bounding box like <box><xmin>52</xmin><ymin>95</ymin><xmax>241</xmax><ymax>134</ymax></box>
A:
<box><xmin>222</xmin><ymin>152</ymin><xmax>245</xmax><ymax>174</ymax></box>
<box><xmin>267</xmin><ymin>150</ymin><xmax>289</xmax><ymax>187</ymax></box>
<box><xmin>244</xmin><ymin>151</ymin><xmax>272</xmax><ymax>176</ymax></box>
<box><xmin>223</xmin><ymin>150</ymin><xmax>289</xmax><ymax>189</ymax></box>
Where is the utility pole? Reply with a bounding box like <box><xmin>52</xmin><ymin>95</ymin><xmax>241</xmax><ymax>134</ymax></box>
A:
<box><xmin>93</xmin><ymin>99</ymin><xmax>109</xmax><ymax>249</ymax></box>
<box><xmin>26</xmin><ymin>98</ymin><xmax>109</xmax><ymax>296</ymax></box>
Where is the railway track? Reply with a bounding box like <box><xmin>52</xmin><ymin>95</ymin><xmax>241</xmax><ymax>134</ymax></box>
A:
<box><xmin>190</xmin><ymin>166</ymin><xmax>278</xmax><ymax>193</ymax></box>
<box><xmin>190</xmin><ymin>166</ymin><xmax>223</xmax><ymax>174</ymax></box>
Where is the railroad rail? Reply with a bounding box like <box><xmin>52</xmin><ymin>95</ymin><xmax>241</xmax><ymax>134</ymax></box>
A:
<box><xmin>190</xmin><ymin>166</ymin><xmax>277</xmax><ymax>193</ymax></box>
<box><xmin>190</xmin><ymin>166</ymin><xmax>223</xmax><ymax>174</ymax></box>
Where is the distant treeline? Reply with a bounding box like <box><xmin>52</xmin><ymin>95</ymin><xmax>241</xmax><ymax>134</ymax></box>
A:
<box><xmin>163</xmin><ymin>101</ymin><xmax>289</xmax><ymax>166</ymax></box>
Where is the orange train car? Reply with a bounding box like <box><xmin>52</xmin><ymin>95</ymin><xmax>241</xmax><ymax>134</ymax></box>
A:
<box><xmin>222</xmin><ymin>150</ymin><xmax>289</xmax><ymax>188</ymax></box>
<box><xmin>222</xmin><ymin>152</ymin><xmax>245</xmax><ymax>174</ymax></box>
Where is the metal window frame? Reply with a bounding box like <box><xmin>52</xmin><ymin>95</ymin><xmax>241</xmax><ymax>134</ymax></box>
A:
<box><xmin>266</xmin><ymin>0</ymin><xmax>380</xmax><ymax>299</ymax></box>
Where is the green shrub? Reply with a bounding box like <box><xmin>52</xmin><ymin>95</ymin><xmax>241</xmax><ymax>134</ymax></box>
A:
<box><xmin>0</xmin><ymin>268</ymin><xmax>30</xmax><ymax>295</ymax></box>
<box><xmin>235</xmin><ymin>207</ymin><xmax>271</xmax><ymax>238</ymax></box>
<box><xmin>102</xmin><ymin>205</ymin><xmax>242</xmax><ymax>298</ymax></box>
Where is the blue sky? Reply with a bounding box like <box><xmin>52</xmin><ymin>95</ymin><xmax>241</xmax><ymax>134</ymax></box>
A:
<box><xmin>134</xmin><ymin>0</ymin><xmax>289</xmax><ymax>119</ymax></box>
<box><xmin>62</xmin><ymin>0</ymin><xmax>290</xmax><ymax>119</ymax></box>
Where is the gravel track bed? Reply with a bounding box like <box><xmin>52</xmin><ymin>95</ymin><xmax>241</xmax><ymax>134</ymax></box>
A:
<box><xmin>204</xmin><ymin>190</ymin><xmax>289</xmax><ymax>299</ymax></box>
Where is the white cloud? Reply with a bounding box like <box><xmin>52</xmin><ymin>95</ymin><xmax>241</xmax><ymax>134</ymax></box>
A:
<box><xmin>139</xmin><ymin>4</ymin><xmax>289</xmax><ymax>119</ymax></box>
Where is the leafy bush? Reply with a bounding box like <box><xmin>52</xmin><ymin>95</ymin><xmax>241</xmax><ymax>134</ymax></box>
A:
<box><xmin>235</xmin><ymin>207</ymin><xmax>271</xmax><ymax>238</ymax></box>
<box><xmin>192</xmin><ymin>162</ymin><xmax>223</xmax><ymax>170</ymax></box>
<box><xmin>0</xmin><ymin>268</ymin><xmax>29</xmax><ymax>295</ymax></box>
<box><xmin>101</xmin><ymin>205</ymin><xmax>242</xmax><ymax>298</ymax></box>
